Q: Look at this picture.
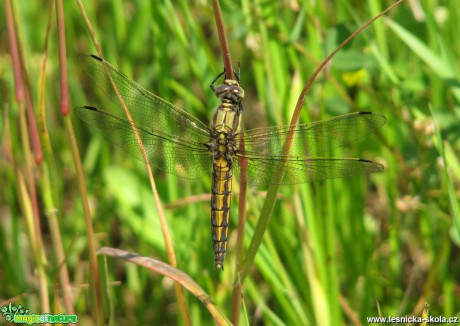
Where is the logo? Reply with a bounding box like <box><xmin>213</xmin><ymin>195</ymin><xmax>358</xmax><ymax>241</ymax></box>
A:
<box><xmin>1</xmin><ymin>303</ymin><xmax>78</xmax><ymax>324</ymax></box>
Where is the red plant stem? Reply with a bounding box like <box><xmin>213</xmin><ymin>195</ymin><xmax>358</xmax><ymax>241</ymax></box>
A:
<box><xmin>56</xmin><ymin>0</ymin><xmax>69</xmax><ymax>116</ymax></box>
<box><xmin>4</xmin><ymin>0</ymin><xmax>23</xmax><ymax>102</ymax></box>
<box><xmin>5</xmin><ymin>0</ymin><xmax>45</xmax><ymax>263</ymax></box>
<box><xmin>212</xmin><ymin>0</ymin><xmax>234</xmax><ymax>79</ymax></box>
<box><xmin>5</xmin><ymin>0</ymin><xmax>43</xmax><ymax>164</ymax></box>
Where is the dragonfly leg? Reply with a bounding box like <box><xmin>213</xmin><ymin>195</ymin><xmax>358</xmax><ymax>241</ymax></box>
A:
<box><xmin>239</xmin><ymin>101</ymin><xmax>244</xmax><ymax>112</ymax></box>
<box><xmin>210</xmin><ymin>71</ymin><xmax>226</xmax><ymax>92</ymax></box>
<box><xmin>210</xmin><ymin>65</ymin><xmax>242</xmax><ymax>91</ymax></box>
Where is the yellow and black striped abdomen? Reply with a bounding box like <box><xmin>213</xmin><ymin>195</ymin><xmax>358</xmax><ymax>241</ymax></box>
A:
<box><xmin>211</xmin><ymin>156</ymin><xmax>233</xmax><ymax>269</ymax></box>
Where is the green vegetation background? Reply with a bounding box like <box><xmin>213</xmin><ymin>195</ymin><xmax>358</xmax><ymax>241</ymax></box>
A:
<box><xmin>1</xmin><ymin>0</ymin><xmax>459</xmax><ymax>325</ymax></box>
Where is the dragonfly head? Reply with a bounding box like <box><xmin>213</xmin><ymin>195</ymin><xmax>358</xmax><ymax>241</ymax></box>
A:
<box><xmin>214</xmin><ymin>80</ymin><xmax>245</xmax><ymax>102</ymax></box>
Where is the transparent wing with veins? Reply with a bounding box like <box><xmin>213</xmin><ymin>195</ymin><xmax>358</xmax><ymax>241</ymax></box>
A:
<box><xmin>75</xmin><ymin>54</ymin><xmax>212</xmax><ymax>179</ymax></box>
<box><xmin>233</xmin><ymin>112</ymin><xmax>386</xmax><ymax>185</ymax></box>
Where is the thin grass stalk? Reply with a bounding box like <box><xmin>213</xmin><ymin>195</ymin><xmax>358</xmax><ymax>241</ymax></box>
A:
<box><xmin>5</xmin><ymin>0</ymin><xmax>43</xmax><ymax>163</ymax></box>
<box><xmin>5</xmin><ymin>0</ymin><xmax>46</xmax><ymax>262</ymax></box>
<box><xmin>64</xmin><ymin>117</ymin><xmax>104</xmax><ymax>322</ymax></box>
<box><xmin>413</xmin><ymin>232</ymin><xmax>450</xmax><ymax>314</ymax></box>
<box><xmin>19</xmin><ymin>108</ymin><xmax>50</xmax><ymax>312</ymax></box>
<box><xmin>211</xmin><ymin>0</ymin><xmax>235</xmax><ymax>79</ymax></box>
<box><xmin>5</xmin><ymin>0</ymin><xmax>50</xmax><ymax>313</ymax></box>
<box><xmin>431</xmin><ymin>88</ymin><xmax>460</xmax><ymax>239</ymax></box>
<box><xmin>339</xmin><ymin>296</ymin><xmax>362</xmax><ymax>326</ymax></box>
<box><xmin>241</xmin><ymin>0</ymin><xmax>405</xmax><ymax>281</ymax></box>
<box><xmin>231</xmin><ymin>146</ymin><xmax>247</xmax><ymax>325</ymax></box>
<box><xmin>99</xmin><ymin>247</ymin><xmax>232</xmax><ymax>325</ymax></box>
<box><xmin>75</xmin><ymin>1</ymin><xmax>192</xmax><ymax>324</ymax></box>
<box><xmin>55</xmin><ymin>0</ymin><xmax>104</xmax><ymax>323</ymax></box>
<box><xmin>4</xmin><ymin>0</ymin><xmax>23</xmax><ymax>102</ymax></box>
<box><xmin>37</xmin><ymin>0</ymin><xmax>74</xmax><ymax>314</ymax></box>
<box><xmin>41</xmin><ymin>165</ymin><xmax>75</xmax><ymax>314</ymax></box>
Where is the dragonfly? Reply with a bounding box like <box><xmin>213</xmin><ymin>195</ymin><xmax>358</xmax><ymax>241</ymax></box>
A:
<box><xmin>75</xmin><ymin>54</ymin><xmax>386</xmax><ymax>269</ymax></box>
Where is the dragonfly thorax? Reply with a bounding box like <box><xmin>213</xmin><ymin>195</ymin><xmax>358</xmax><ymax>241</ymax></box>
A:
<box><xmin>209</xmin><ymin>130</ymin><xmax>238</xmax><ymax>158</ymax></box>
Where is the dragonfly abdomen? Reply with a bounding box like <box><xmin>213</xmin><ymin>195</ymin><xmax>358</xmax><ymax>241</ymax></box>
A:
<box><xmin>211</xmin><ymin>157</ymin><xmax>233</xmax><ymax>269</ymax></box>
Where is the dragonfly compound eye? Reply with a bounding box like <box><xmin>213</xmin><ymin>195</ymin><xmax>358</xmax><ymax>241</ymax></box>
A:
<box><xmin>231</xmin><ymin>86</ymin><xmax>245</xmax><ymax>99</ymax></box>
<box><xmin>215</xmin><ymin>84</ymin><xmax>229</xmax><ymax>96</ymax></box>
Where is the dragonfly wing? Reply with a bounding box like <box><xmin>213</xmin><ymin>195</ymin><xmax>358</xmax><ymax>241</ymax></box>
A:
<box><xmin>78</xmin><ymin>54</ymin><xmax>210</xmax><ymax>142</ymax></box>
<box><xmin>75</xmin><ymin>106</ymin><xmax>211</xmax><ymax>180</ymax></box>
<box><xmin>234</xmin><ymin>155</ymin><xmax>383</xmax><ymax>186</ymax></box>
<box><xmin>238</xmin><ymin>112</ymin><xmax>386</xmax><ymax>157</ymax></box>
